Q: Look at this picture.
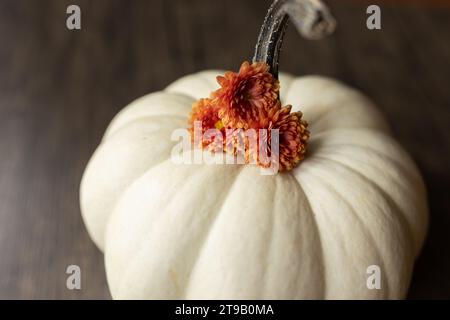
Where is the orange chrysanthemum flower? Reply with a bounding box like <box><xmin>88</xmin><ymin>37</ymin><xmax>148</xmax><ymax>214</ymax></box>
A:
<box><xmin>188</xmin><ymin>98</ymin><xmax>223</xmax><ymax>148</ymax></box>
<box><xmin>212</xmin><ymin>61</ymin><xmax>279</xmax><ymax>128</ymax></box>
<box><xmin>187</xmin><ymin>61</ymin><xmax>309</xmax><ymax>172</ymax></box>
<box><xmin>246</xmin><ymin>103</ymin><xmax>309</xmax><ymax>171</ymax></box>
<box><xmin>270</xmin><ymin>105</ymin><xmax>309</xmax><ymax>171</ymax></box>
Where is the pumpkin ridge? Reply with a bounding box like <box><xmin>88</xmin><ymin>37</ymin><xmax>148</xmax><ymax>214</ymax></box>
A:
<box><xmin>315</xmin><ymin>144</ymin><xmax>414</xmax><ymax>182</ymax></box>
<box><xmin>316</xmin><ymin>141</ymin><xmax>424</xmax><ymax>196</ymax></box>
<box><xmin>303</xmin><ymin>156</ymin><xmax>421</xmax><ymax>298</ymax></box>
<box><xmin>164</xmin><ymin>88</ymin><xmax>204</xmax><ymax>102</ymax></box>
<box><xmin>316</xmin><ymin>136</ymin><xmax>422</xmax><ymax>184</ymax></box>
<box><xmin>103</xmin><ymin>115</ymin><xmax>187</xmax><ymax>142</ymax></box>
<box><xmin>197</xmin><ymin>71</ymin><xmax>223</xmax><ymax>91</ymax></box>
<box><xmin>308</xmin><ymin>104</ymin><xmax>374</xmax><ymax>134</ymax></box>
<box><xmin>313</xmin><ymin>153</ymin><xmax>420</xmax><ymax>257</ymax></box>
<box><xmin>112</xmin><ymin>163</ymin><xmax>244</xmax><ymax>299</ymax></box>
<box><xmin>308</xmin><ymin>129</ymin><xmax>418</xmax><ymax>177</ymax></box>
<box><xmin>288</xmin><ymin>174</ymin><xmax>327</xmax><ymax>298</ymax></box>
<box><xmin>259</xmin><ymin>176</ymin><xmax>278</xmax><ymax>298</ymax></box>
<box><xmin>299</xmin><ymin>162</ymin><xmax>389</xmax><ymax>298</ymax></box>
<box><xmin>104</xmin><ymin>157</ymin><xmax>207</xmax><ymax>296</ymax></box>
<box><xmin>81</xmin><ymin>118</ymin><xmax>185</xmax><ymax>249</ymax></box>
<box><xmin>104</xmin><ymin>91</ymin><xmax>194</xmax><ymax>137</ymax></box>
<box><xmin>184</xmin><ymin>166</ymin><xmax>245</xmax><ymax>298</ymax></box>
<box><xmin>165</xmin><ymin>70</ymin><xmax>223</xmax><ymax>101</ymax></box>
<box><xmin>111</xmin><ymin>162</ymin><xmax>214</xmax><ymax>297</ymax></box>
<box><xmin>282</xmin><ymin>77</ymin><xmax>389</xmax><ymax>135</ymax></box>
<box><xmin>105</xmin><ymin>159</ymin><xmax>207</xmax><ymax>294</ymax></box>
<box><xmin>307</xmin><ymin>131</ymin><xmax>427</xmax><ymax>256</ymax></box>
<box><xmin>314</xmin><ymin>155</ymin><xmax>418</xmax><ymax>297</ymax></box>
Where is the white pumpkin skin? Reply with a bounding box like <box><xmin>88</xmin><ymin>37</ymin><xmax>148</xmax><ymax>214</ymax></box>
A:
<box><xmin>80</xmin><ymin>71</ymin><xmax>428</xmax><ymax>299</ymax></box>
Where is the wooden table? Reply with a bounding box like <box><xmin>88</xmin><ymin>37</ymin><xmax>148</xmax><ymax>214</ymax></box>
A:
<box><xmin>0</xmin><ymin>0</ymin><xmax>449</xmax><ymax>299</ymax></box>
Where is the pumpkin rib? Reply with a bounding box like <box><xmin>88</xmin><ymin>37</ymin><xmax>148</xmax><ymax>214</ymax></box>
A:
<box><xmin>313</xmin><ymin>150</ymin><xmax>422</xmax><ymax>254</ymax></box>
<box><xmin>312</xmin><ymin>141</ymin><xmax>420</xmax><ymax>195</ymax></box>
<box><xmin>197</xmin><ymin>70</ymin><xmax>223</xmax><ymax>91</ymax></box>
<box><xmin>182</xmin><ymin>166</ymin><xmax>245</xmax><ymax>299</ymax></box>
<box><xmin>288</xmin><ymin>174</ymin><xmax>327</xmax><ymax>298</ymax></box>
<box><xmin>108</xmin><ymin>162</ymin><xmax>211</xmax><ymax>298</ymax></box>
<box><xmin>324</xmin><ymin>142</ymin><xmax>424</xmax><ymax>189</ymax></box>
<box><xmin>109</xmin><ymin>160</ymin><xmax>243</xmax><ymax>299</ymax></box>
<box><xmin>298</xmin><ymin>162</ymin><xmax>388</xmax><ymax>298</ymax></box>
<box><xmin>315</xmin><ymin>155</ymin><xmax>416</xmax><ymax>245</ymax></box>
<box><xmin>320</xmin><ymin>144</ymin><xmax>424</xmax><ymax>192</ymax></box>
<box><xmin>183</xmin><ymin>169</ymin><xmax>326</xmax><ymax>299</ymax></box>
<box><xmin>103</xmin><ymin>115</ymin><xmax>187</xmax><ymax>142</ymax></box>
<box><xmin>312</xmin><ymin>155</ymin><xmax>417</xmax><ymax>298</ymax></box>
<box><xmin>308</xmin><ymin>128</ymin><xmax>421</xmax><ymax>181</ymax></box>
<box><xmin>260</xmin><ymin>177</ymin><xmax>278</xmax><ymax>298</ymax></box>
<box><xmin>312</xmin><ymin>140</ymin><xmax>427</xmax><ymax>253</ymax></box>
<box><xmin>307</xmin><ymin>105</ymin><xmax>386</xmax><ymax>135</ymax></box>
<box><xmin>113</xmin><ymin>162</ymin><xmax>211</xmax><ymax>297</ymax></box>
<box><xmin>83</xmin><ymin>151</ymin><xmax>172</xmax><ymax>251</ymax></box>
<box><xmin>323</xmin><ymin>179</ymin><xmax>390</xmax><ymax>299</ymax></box>
<box><xmin>81</xmin><ymin>116</ymin><xmax>186</xmax><ymax>249</ymax></box>
<box><xmin>283</xmin><ymin>77</ymin><xmax>389</xmax><ymax>134</ymax></box>
<box><xmin>104</xmin><ymin>92</ymin><xmax>193</xmax><ymax>139</ymax></box>
<box><xmin>302</xmin><ymin>154</ymin><xmax>421</xmax><ymax>298</ymax></box>
<box><xmin>165</xmin><ymin>70</ymin><xmax>223</xmax><ymax>101</ymax></box>
<box><xmin>108</xmin><ymin>166</ymin><xmax>204</xmax><ymax>297</ymax></box>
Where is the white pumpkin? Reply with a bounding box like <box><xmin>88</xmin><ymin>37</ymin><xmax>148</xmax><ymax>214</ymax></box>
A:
<box><xmin>80</xmin><ymin>71</ymin><xmax>428</xmax><ymax>299</ymax></box>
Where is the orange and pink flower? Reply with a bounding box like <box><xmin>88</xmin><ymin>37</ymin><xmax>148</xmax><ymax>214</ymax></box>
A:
<box><xmin>187</xmin><ymin>61</ymin><xmax>309</xmax><ymax>172</ymax></box>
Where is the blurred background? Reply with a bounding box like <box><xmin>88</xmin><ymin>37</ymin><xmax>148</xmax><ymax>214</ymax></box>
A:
<box><xmin>0</xmin><ymin>0</ymin><xmax>449</xmax><ymax>299</ymax></box>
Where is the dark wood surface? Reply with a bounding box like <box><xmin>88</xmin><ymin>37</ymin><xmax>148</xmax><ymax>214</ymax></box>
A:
<box><xmin>0</xmin><ymin>0</ymin><xmax>449</xmax><ymax>299</ymax></box>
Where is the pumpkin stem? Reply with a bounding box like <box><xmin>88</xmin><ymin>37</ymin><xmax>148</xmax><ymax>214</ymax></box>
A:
<box><xmin>253</xmin><ymin>0</ymin><xmax>336</xmax><ymax>77</ymax></box>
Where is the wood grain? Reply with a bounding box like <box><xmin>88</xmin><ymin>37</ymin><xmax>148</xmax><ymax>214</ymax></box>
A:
<box><xmin>0</xmin><ymin>0</ymin><xmax>449</xmax><ymax>299</ymax></box>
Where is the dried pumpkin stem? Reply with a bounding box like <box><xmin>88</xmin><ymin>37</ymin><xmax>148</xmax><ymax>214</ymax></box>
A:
<box><xmin>253</xmin><ymin>0</ymin><xmax>336</xmax><ymax>77</ymax></box>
